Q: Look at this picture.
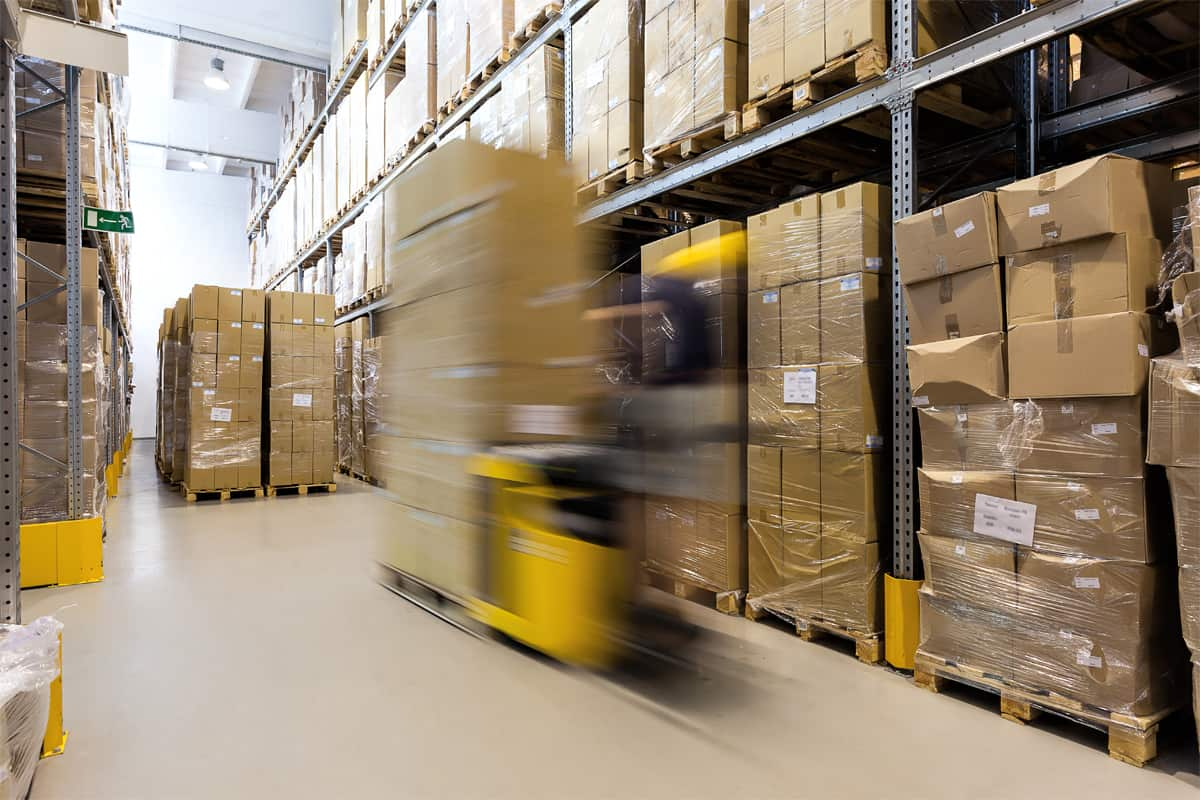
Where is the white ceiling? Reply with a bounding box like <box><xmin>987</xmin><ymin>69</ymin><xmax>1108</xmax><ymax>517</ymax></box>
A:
<box><xmin>121</xmin><ymin>1</ymin><xmax>335</xmax><ymax>178</ymax></box>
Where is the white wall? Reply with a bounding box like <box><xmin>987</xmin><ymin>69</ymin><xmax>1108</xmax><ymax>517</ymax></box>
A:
<box><xmin>129</xmin><ymin>166</ymin><xmax>250</xmax><ymax>438</ymax></box>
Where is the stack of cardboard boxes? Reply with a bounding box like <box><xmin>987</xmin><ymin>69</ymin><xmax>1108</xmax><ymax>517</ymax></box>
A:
<box><xmin>745</xmin><ymin>181</ymin><xmax>890</xmax><ymax>635</ymax></box>
<box><xmin>437</xmin><ymin>0</ymin><xmax>515</xmax><ymax>109</ymax></box>
<box><xmin>265</xmin><ymin>292</ymin><xmax>337</xmax><ymax>487</ymax></box>
<box><xmin>334</xmin><ymin>317</ymin><xmax>370</xmax><ymax>478</ymax></box>
<box><xmin>472</xmin><ymin>44</ymin><xmax>565</xmax><ymax>159</ymax></box>
<box><xmin>639</xmin><ymin>220</ymin><xmax>747</xmax><ymax>598</ymax></box>
<box><xmin>643</xmin><ymin>0</ymin><xmax>747</xmax><ymax>150</ymax></box>
<box><xmin>1148</xmin><ymin>194</ymin><xmax>1200</xmax><ymax>742</ymax></box>
<box><xmin>901</xmin><ymin>154</ymin><xmax>1188</xmax><ymax>721</ymax></box>
<box><xmin>571</xmin><ymin>0</ymin><xmax>644</xmax><ymax>184</ymax></box>
<box><xmin>372</xmin><ymin>141</ymin><xmax>594</xmax><ymax>599</ymax></box>
<box><xmin>18</xmin><ymin>240</ymin><xmax>107</xmax><ymax>522</ymax></box>
<box><xmin>156</xmin><ymin>307</ymin><xmax>178</xmax><ymax>475</ymax></box>
<box><xmin>385</xmin><ymin>3</ymin><xmax>436</xmax><ymax>157</ymax></box>
<box><xmin>183</xmin><ymin>286</ymin><xmax>267</xmax><ymax>492</ymax></box>
<box><xmin>170</xmin><ymin>297</ymin><xmax>189</xmax><ymax>482</ymax></box>
<box><xmin>15</xmin><ymin>58</ymin><xmax>97</xmax><ymax>179</ymax></box>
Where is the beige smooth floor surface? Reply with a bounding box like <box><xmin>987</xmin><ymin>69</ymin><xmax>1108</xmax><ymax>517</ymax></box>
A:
<box><xmin>24</xmin><ymin>441</ymin><xmax>1200</xmax><ymax>799</ymax></box>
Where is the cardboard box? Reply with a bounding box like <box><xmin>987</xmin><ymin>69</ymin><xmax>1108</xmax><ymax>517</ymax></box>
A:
<box><xmin>781</xmin><ymin>445</ymin><xmax>820</xmax><ymax>531</ymax></box>
<box><xmin>190</xmin><ymin>285</ymin><xmax>220</xmax><ymax>320</ymax></box>
<box><xmin>1015</xmin><ymin>472</ymin><xmax>1162</xmax><ymax>563</ymax></box>
<box><xmin>907</xmin><ymin>332</ymin><xmax>1007</xmax><ymax>406</ymax></box>
<box><xmin>820</xmin><ymin>451</ymin><xmax>886</xmax><ymax>543</ymax></box>
<box><xmin>1016</xmin><ymin>395</ymin><xmax>1145</xmax><ymax>477</ymax></box>
<box><xmin>917</xmin><ymin>402</ymin><xmax>1014</xmax><ymax>471</ymax></box>
<box><xmin>748</xmin><ymin>444</ymin><xmax>783</xmax><ymax>597</ymax></box>
<box><xmin>1172</xmin><ymin>271</ymin><xmax>1200</xmax><ymax>366</ymax></box>
<box><xmin>780</xmin><ymin>280</ymin><xmax>819</xmax><ymax>365</ymax></box>
<box><xmin>749</xmin><ymin>289</ymin><xmax>782</xmax><ymax>368</ymax></box>
<box><xmin>749</xmin><ymin>366</ymin><xmax>819</xmax><ymax>447</ymax></box>
<box><xmin>268</xmin><ymin>292</ymin><xmax>293</xmax><ymax>324</ymax></box>
<box><xmin>269</xmin><ymin>323</ymin><xmax>293</xmax><ymax>356</ymax></box>
<box><xmin>895</xmin><ymin>192</ymin><xmax>999</xmax><ymax>284</ymax></box>
<box><xmin>820</xmin><ymin>534</ymin><xmax>881</xmax><ymax>633</ymax></box>
<box><xmin>918</xmin><ymin>591</ymin><xmax>1015</xmax><ymax>680</ymax></box>
<box><xmin>1007</xmin><ymin>312</ymin><xmax>1166</xmax><ymax>399</ymax></box>
<box><xmin>904</xmin><ymin>263</ymin><xmax>1004</xmax><ymax>345</ymax></box>
<box><xmin>917</xmin><ymin>468</ymin><xmax>1016</xmax><ymax>542</ymax></box>
<box><xmin>747</xmin><ymin>194</ymin><xmax>821</xmax><ymax>290</ymax></box>
<box><xmin>819</xmin><ymin>182</ymin><xmax>890</xmax><ymax>279</ymax></box>
<box><xmin>218</xmin><ymin>288</ymin><xmax>243</xmax><ymax>321</ymax></box>
<box><xmin>919</xmin><ymin>532</ymin><xmax>1017</xmax><ymax>608</ymax></box>
<box><xmin>1006</xmin><ymin>234</ymin><xmax>1163</xmax><ymax>327</ymax></box>
<box><xmin>825</xmin><ymin>0</ymin><xmax>885</xmax><ymax>59</ymax></box>
<box><xmin>313</xmin><ymin>294</ymin><xmax>336</xmax><ymax>326</ymax></box>
<box><xmin>242</xmin><ymin>321</ymin><xmax>267</xmax><ymax>353</ymax></box>
<box><xmin>819</xmin><ymin>362</ymin><xmax>886</xmax><ymax>452</ymax></box>
<box><xmin>216</xmin><ymin>354</ymin><xmax>241</xmax><ymax>388</ymax></box>
<box><xmin>219</xmin><ymin>321</ymin><xmax>243</xmax><ymax>354</ymax></box>
<box><xmin>241</xmin><ymin>289</ymin><xmax>266</xmax><ymax>323</ymax></box>
<box><xmin>996</xmin><ymin>154</ymin><xmax>1169</xmax><ymax>254</ymax></box>
<box><xmin>818</xmin><ymin>271</ymin><xmax>889</xmax><ymax>363</ymax></box>
<box><xmin>1147</xmin><ymin>352</ymin><xmax>1200</xmax><ymax>468</ymax></box>
<box><xmin>191</xmin><ymin>318</ymin><xmax>218</xmax><ymax>354</ymax></box>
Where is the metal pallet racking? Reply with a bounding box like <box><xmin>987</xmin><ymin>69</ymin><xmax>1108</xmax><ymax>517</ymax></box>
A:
<box><xmin>0</xmin><ymin>5</ymin><xmax>134</xmax><ymax>622</ymax></box>
<box><xmin>247</xmin><ymin>0</ymin><xmax>1198</xmax><ymax>589</ymax></box>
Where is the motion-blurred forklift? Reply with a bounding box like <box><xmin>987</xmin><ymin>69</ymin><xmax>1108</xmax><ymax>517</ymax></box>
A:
<box><xmin>466</xmin><ymin>232</ymin><xmax>747</xmax><ymax>669</ymax></box>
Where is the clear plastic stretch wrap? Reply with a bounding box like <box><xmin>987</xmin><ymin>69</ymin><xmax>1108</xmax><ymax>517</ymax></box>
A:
<box><xmin>571</xmin><ymin>0</ymin><xmax>644</xmax><ymax>183</ymax></box>
<box><xmin>387</xmin><ymin>5</ymin><xmax>436</xmax><ymax>155</ymax></box>
<box><xmin>0</xmin><ymin>616</ymin><xmax>63</xmax><ymax>800</ymax></box>
<box><xmin>1169</xmin><ymin>467</ymin><xmax>1200</xmax><ymax>655</ymax></box>
<box><xmin>264</xmin><ymin>292</ymin><xmax>337</xmax><ymax>487</ymax></box>
<box><xmin>181</xmin><ymin>286</ymin><xmax>268</xmax><ymax>491</ymax></box>
<box><xmin>915</xmin><ymin>391</ymin><xmax>1191</xmax><ymax>718</ymax></box>
<box><xmin>643</xmin><ymin>0</ymin><xmax>748</xmax><ymax>151</ymax></box>
<box><xmin>1160</xmin><ymin>188</ymin><xmax>1199</xmax><ymax>366</ymax></box>
<box><xmin>158</xmin><ymin>334</ymin><xmax>178</xmax><ymax>472</ymax></box>
<box><xmin>747</xmin><ymin>444</ymin><xmax>884</xmax><ymax>631</ymax></box>
<box><xmin>474</xmin><ymin>44</ymin><xmax>564</xmax><ymax>158</ymax></box>
<box><xmin>351</xmin><ymin>326</ymin><xmax>367</xmax><ymax>476</ymax></box>
<box><xmin>361</xmin><ymin>336</ymin><xmax>384</xmax><ymax>483</ymax></box>
<box><xmin>335</xmin><ymin>325</ymin><xmax>353</xmax><ymax>471</ymax></box>
<box><xmin>1148</xmin><ymin>352</ymin><xmax>1200</xmax><ymax>469</ymax></box>
<box><xmin>20</xmin><ymin>323</ymin><xmax>105</xmax><ymax>522</ymax></box>
<box><xmin>171</xmin><ymin>340</ymin><xmax>189</xmax><ymax>483</ymax></box>
<box><xmin>747</xmin><ymin>0</ymin><xmax>823</xmax><ymax>101</ymax></box>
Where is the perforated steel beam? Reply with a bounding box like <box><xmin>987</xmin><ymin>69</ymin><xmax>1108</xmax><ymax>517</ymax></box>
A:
<box><xmin>0</xmin><ymin>45</ymin><xmax>18</xmax><ymax>622</ymax></box>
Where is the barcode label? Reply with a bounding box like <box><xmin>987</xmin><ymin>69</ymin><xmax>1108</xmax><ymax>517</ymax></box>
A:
<box><xmin>1091</xmin><ymin>423</ymin><xmax>1117</xmax><ymax>435</ymax></box>
<box><xmin>292</xmin><ymin>393</ymin><xmax>313</xmax><ymax>407</ymax></box>
<box><xmin>783</xmin><ymin>369</ymin><xmax>817</xmax><ymax>404</ymax></box>
<box><xmin>763</xmin><ymin>291</ymin><xmax>779</xmax><ymax>303</ymax></box>
<box><xmin>210</xmin><ymin>407</ymin><xmax>232</xmax><ymax>422</ymax></box>
<box><xmin>972</xmin><ymin>493</ymin><xmax>1037</xmax><ymax>546</ymax></box>
<box><xmin>1074</xmin><ymin>508</ymin><xmax>1100</xmax><ymax>521</ymax></box>
<box><xmin>1076</xmin><ymin>652</ymin><xmax>1102</xmax><ymax>669</ymax></box>
<box><xmin>1029</xmin><ymin>203</ymin><xmax>1050</xmax><ymax>217</ymax></box>
<box><xmin>953</xmin><ymin>220</ymin><xmax>975</xmax><ymax>238</ymax></box>
<box><xmin>912</xmin><ymin>396</ymin><xmax>930</xmax><ymax>407</ymax></box>
<box><xmin>1073</xmin><ymin>576</ymin><xmax>1100</xmax><ymax>589</ymax></box>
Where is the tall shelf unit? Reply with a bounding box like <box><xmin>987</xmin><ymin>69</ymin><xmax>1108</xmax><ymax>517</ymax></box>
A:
<box><xmin>0</xmin><ymin>4</ymin><xmax>133</xmax><ymax>623</ymax></box>
<box><xmin>245</xmin><ymin>0</ymin><xmax>1199</xmax><ymax>589</ymax></box>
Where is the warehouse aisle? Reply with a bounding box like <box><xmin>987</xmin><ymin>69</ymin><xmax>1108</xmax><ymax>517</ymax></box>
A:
<box><xmin>22</xmin><ymin>441</ymin><xmax>1199</xmax><ymax>799</ymax></box>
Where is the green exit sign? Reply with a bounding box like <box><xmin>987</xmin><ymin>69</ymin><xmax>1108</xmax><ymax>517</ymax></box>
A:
<box><xmin>83</xmin><ymin>206</ymin><xmax>134</xmax><ymax>234</ymax></box>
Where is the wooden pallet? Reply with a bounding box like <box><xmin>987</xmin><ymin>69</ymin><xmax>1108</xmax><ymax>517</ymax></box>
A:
<box><xmin>337</xmin><ymin>465</ymin><xmax>378</xmax><ymax>485</ymax></box>
<box><xmin>745</xmin><ymin>601</ymin><xmax>884</xmax><ymax>665</ymax></box>
<box><xmin>913</xmin><ymin>652</ymin><xmax>1179</xmax><ymax>767</ymax></box>
<box><xmin>265</xmin><ymin>482</ymin><xmax>338</xmax><ymax>497</ymax></box>
<box><xmin>330</xmin><ymin>42</ymin><xmax>365</xmax><ymax>92</ymax></box>
<box><xmin>643</xmin><ymin>112</ymin><xmax>742</xmax><ymax>176</ymax></box>
<box><xmin>645</xmin><ymin>569</ymin><xmax>744</xmax><ymax>616</ymax></box>
<box><xmin>508</xmin><ymin>3</ymin><xmax>562</xmax><ymax>52</ymax></box>
<box><xmin>181</xmin><ymin>485</ymin><xmax>264</xmax><ymax>503</ymax></box>
<box><xmin>392</xmin><ymin>121</ymin><xmax>435</xmax><ymax>164</ymax></box>
<box><xmin>576</xmin><ymin>160</ymin><xmax>643</xmax><ymax>203</ymax></box>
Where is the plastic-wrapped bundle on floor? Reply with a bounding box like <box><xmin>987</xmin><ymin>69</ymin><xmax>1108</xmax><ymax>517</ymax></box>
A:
<box><xmin>335</xmin><ymin>324</ymin><xmax>353</xmax><ymax>471</ymax></box>
<box><xmin>0</xmin><ymin>617</ymin><xmax>62</xmax><ymax>800</ymax></box>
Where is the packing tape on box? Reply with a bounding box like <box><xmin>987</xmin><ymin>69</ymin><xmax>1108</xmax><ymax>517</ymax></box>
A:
<box><xmin>1037</xmin><ymin>172</ymin><xmax>1056</xmax><ymax>193</ymax></box>
<box><xmin>931</xmin><ymin>206</ymin><xmax>948</xmax><ymax>237</ymax></box>
<box><xmin>1053</xmin><ymin>254</ymin><xmax>1075</xmax><ymax>320</ymax></box>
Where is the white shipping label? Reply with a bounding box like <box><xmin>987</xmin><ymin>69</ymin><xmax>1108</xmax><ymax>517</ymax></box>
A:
<box><xmin>749</xmin><ymin>2</ymin><xmax>766</xmax><ymax>19</ymax></box>
<box><xmin>951</xmin><ymin>473</ymin><xmax>964</xmax><ymax>485</ymax></box>
<box><xmin>510</xmin><ymin>404</ymin><xmax>577</xmax><ymax>436</ymax></box>
<box><xmin>865</xmin><ymin>435</ymin><xmax>884</xmax><ymax>448</ymax></box>
<box><xmin>292</xmin><ymin>317</ymin><xmax>303</xmax><ymax>324</ymax></box>
<box><xmin>209</xmin><ymin>407</ymin><xmax>232</xmax><ymax>422</ymax></box>
<box><xmin>953</xmin><ymin>220</ymin><xmax>976</xmax><ymax>239</ymax></box>
<box><xmin>1028</xmin><ymin>203</ymin><xmax>1050</xmax><ymax>217</ymax></box>
<box><xmin>1074</xmin><ymin>576</ymin><xmax>1100</xmax><ymax>589</ymax></box>
<box><xmin>1076</xmin><ymin>652</ymin><xmax>1103</xmax><ymax>669</ymax></box>
<box><xmin>203</xmin><ymin>389</ymin><xmax>216</xmax><ymax>397</ymax></box>
<box><xmin>1066</xmin><ymin>481</ymin><xmax>1083</xmax><ymax>491</ymax></box>
<box><xmin>252</xmin><ymin>356</ymin><xmax>263</xmax><ymax>363</ymax></box>
<box><xmin>840</xmin><ymin>276</ymin><xmax>861</xmax><ymax>292</ymax></box>
<box><xmin>1137</xmin><ymin>344</ymin><xmax>1149</xmax><ymax>357</ymax></box>
<box><xmin>1091</xmin><ymin>423</ymin><xmax>1117</xmax><ymax>435</ymax></box>
<box><xmin>228</xmin><ymin>355</ymin><xmax>240</xmax><ymax>362</ymax></box>
<box><xmin>585</xmin><ymin>61</ymin><xmax>604</xmax><ymax>88</ymax></box>
<box><xmin>763</xmin><ymin>291</ymin><xmax>779</xmax><ymax>304</ymax></box>
<box><xmin>28</xmin><ymin>154</ymin><xmax>42</xmax><ymax>162</ymax></box>
<box><xmin>231</xmin><ymin>322</ymin><xmax>242</xmax><ymax>328</ymax></box>
<box><xmin>783</xmin><ymin>369</ymin><xmax>817</xmax><ymax>404</ymax></box>
<box><xmin>192</xmin><ymin>381</ymin><xmax>203</xmax><ymax>388</ymax></box>
<box><xmin>956</xmin><ymin>409</ymin><xmax>968</xmax><ymax>423</ymax></box>
<box><xmin>912</xmin><ymin>396</ymin><xmax>930</xmax><ymax>407</ymax></box>
<box><xmin>1074</xmin><ymin>508</ymin><xmax>1100</xmax><ymax>521</ymax></box>
<box><xmin>253</xmin><ymin>323</ymin><xmax>264</xmax><ymax>330</ymax></box>
<box><xmin>955</xmin><ymin>543</ymin><xmax>967</xmax><ymax>556</ymax></box>
<box><xmin>315</xmin><ymin>317</ymin><xmax>327</xmax><ymax>324</ymax></box>
<box><xmin>231</xmin><ymin>289</ymin><xmax>242</xmax><ymax>296</ymax></box>
<box><xmin>292</xmin><ymin>392</ymin><xmax>313</xmax><ymax>408</ymax></box>
<box><xmin>972</xmin><ymin>493</ymin><xmax>1037</xmax><ymax>546</ymax></box>
<box><xmin>932</xmin><ymin>207</ymin><xmax>944</xmax><ymax>218</ymax></box>
<box><xmin>1061</xmin><ymin>402</ymin><xmax>1074</xmax><ymax>415</ymax></box>
<box><xmin>865</xmin><ymin>257</ymin><xmax>883</xmax><ymax>271</ymax></box>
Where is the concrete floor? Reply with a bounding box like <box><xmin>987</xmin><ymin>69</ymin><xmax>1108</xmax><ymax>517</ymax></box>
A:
<box><xmin>22</xmin><ymin>440</ymin><xmax>1200</xmax><ymax>799</ymax></box>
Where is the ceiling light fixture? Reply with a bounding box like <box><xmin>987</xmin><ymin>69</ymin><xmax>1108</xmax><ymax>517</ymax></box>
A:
<box><xmin>203</xmin><ymin>57</ymin><xmax>230</xmax><ymax>92</ymax></box>
<box><xmin>189</xmin><ymin>158</ymin><xmax>209</xmax><ymax>171</ymax></box>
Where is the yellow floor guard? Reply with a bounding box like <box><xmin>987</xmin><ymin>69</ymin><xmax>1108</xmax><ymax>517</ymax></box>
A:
<box><xmin>20</xmin><ymin>517</ymin><xmax>104</xmax><ymax>589</ymax></box>
<box><xmin>42</xmin><ymin>632</ymin><xmax>66</xmax><ymax>758</ymax></box>
<box><xmin>884</xmin><ymin>574</ymin><xmax>922</xmax><ymax>670</ymax></box>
